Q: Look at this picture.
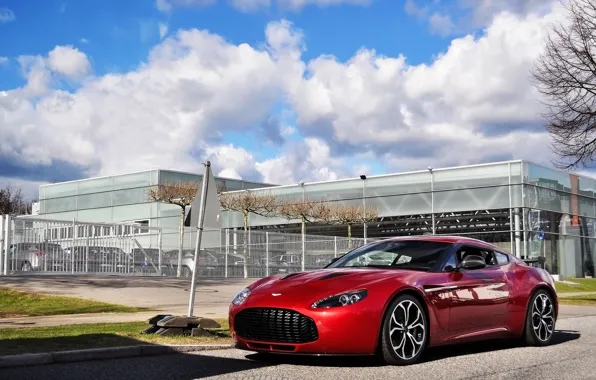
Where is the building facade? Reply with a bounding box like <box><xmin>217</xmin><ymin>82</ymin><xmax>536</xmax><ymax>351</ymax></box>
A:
<box><xmin>220</xmin><ymin>160</ymin><xmax>596</xmax><ymax>278</ymax></box>
<box><xmin>29</xmin><ymin>160</ymin><xmax>596</xmax><ymax>278</ymax></box>
<box><xmin>32</xmin><ymin>169</ymin><xmax>274</xmax><ymax>251</ymax></box>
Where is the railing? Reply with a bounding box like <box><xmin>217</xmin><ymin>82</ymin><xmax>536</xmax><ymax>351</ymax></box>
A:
<box><xmin>1</xmin><ymin>214</ymin><xmax>384</xmax><ymax>278</ymax></box>
<box><xmin>0</xmin><ymin>215</ymin><xmax>164</xmax><ymax>276</ymax></box>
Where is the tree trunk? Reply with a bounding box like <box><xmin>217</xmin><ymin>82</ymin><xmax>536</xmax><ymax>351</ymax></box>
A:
<box><xmin>347</xmin><ymin>223</ymin><xmax>352</xmax><ymax>249</ymax></box>
<box><xmin>243</xmin><ymin>210</ymin><xmax>248</xmax><ymax>279</ymax></box>
<box><xmin>177</xmin><ymin>206</ymin><xmax>185</xmax><ymax>277</ymax></box>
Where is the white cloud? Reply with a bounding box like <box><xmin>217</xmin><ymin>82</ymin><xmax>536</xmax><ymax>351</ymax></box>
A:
<box><xmin>79</xmin><ymin>38</ymin><xmax>90</xmax><ymax>44</ymax></box>
<box><xmin>0</xmin><ymin>57</ymin><xmax>8</xmax><ymax>65</ymax></box>
<box><xmin>0</xmin><ymin>8</ymin><xmax>15</xmax><ymax>23</ymax></box>
<box><xmin>46</xmin><ymin>45</ymin><xmax>91</xmax><ymax>79</ymax></box>
<box><xmin>405</xmin><ymin>0</ymin><xmax>555</xmax><ymax>35</ymax></box>
<box><xmin>0</xmin><ymin>3</ymin><xmax>582</xmax><ymax>189</ymax></box>
<box><xmin>159</xmin><ymin>23</ymin><xmax>169</xmax><ymax>39</ymax></box>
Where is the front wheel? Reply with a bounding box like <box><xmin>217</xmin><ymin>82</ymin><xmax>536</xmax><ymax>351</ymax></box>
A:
<box><xmin>380</xmin><ymin>294</ymin><xmax>429</xmax><ymax>365</ymax></box>
<box><xmin>524</xmin><ymin>289</ymin><xmax>556</xmax><ymax>346</ymax></box>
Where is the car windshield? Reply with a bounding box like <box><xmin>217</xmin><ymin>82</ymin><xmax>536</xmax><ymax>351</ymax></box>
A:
<box><xmin>327</xmin><ymin>239</ymin><xmax>453</xmax><ymax>272</ymax></box>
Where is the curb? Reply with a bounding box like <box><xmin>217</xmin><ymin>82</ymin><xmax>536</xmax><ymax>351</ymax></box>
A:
<box><xmin>0</xmin><ymin>344</ymin><xmax>234</xmax><ymax>368</ymax></box>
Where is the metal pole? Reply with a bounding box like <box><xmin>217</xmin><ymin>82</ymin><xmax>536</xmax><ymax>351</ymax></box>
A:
<box><xmin>187</xmin><ymin>161</ymin><xmax>211</xmax><ymax>318</ymax></box>
<box><xmin>157</xmin><ymin>228</ymin><xmax>163</xmax><ymax>276</ymax></box>
<box><xmin>362</xmin><ymin>179</ymin><xmax>367</xmax><ymax>243</ymax></box>
<box><xmin>0</xmin><ymin>216</ymin><xmax>4</xmax><ymax>276</ymax></box>
<box><xmin>266</xmin><ymin>232</ymin><xmax>269</xmax><ymax>277</ymax></box>
<box><xmin>430</xmin><ymin>170</ymin><xmax>436</xmax><ymax>235</ymax></box>
<box><xmin>3</xmin><ymin>215</ymin><xmax>11</xmax><ymax>275</ymax></box>
<box><xmin>508</xmin><ymin>162</ymin><xmax>514</xmax><ymax>254</ymax></box>
<box><xmin>334</xmin><ymin>236</ymin><xmax>337</xmax><ymax>258</ymax></box>
<box><xmin>71</xmin><ymin>218</ymin><xmax>76</xmax><ymax>274</ymax></box>
<box><xmin>225</xmin><ymin>228</ymin><xmax>229</xmax><ymax>278</ymax></box>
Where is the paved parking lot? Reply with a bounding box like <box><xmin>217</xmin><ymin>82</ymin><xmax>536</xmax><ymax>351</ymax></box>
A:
<box><xmin>0</xmin><ymin>274</ymin><xmax>254</xmax><ymax>317</ymax></box>
<box><xmin>1</xmin><ymin>313</ymin><xmax>594</xmax><ymax>380</ymax></box>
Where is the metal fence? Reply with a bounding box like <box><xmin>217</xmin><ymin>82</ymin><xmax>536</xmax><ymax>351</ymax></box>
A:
<box><xmin>0</xmin><ymin>214</ymin><xmax>381</xmax><ymax>278</ymax></box>
<box><xmin>0</xmin><ymin>215</ymin><xmax>165</xmax><ymax>276</ymax></box>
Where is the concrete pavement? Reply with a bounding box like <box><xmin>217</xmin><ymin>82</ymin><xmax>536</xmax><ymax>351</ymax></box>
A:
<box><xmin>1</xmin><ymin>314</ymin><xmax>593</xmax><ymax>380</ymax></box>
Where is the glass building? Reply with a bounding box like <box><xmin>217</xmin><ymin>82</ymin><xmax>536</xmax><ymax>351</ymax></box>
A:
<box><xmin>31</xmin><ymin>160</ymin><xmax>596</xmax><ymax>278</ymax></box>
<box><xmin>220</xmin><ymin>160</ymin><xmax>596</xmax><ymax>278</ymax></box>
<box><xmin>33</xmin><ymin>169</ymin><xmax>274</xmax><ymax>251</ymax></box>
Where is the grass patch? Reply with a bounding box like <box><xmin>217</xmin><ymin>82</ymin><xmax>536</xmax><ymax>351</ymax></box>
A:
<box><xmin>559</xmin><ymin>294</ymin><xmax>596</xmax><ymax>306</ymax></box>
<box><xmin>0</xmin><ymin>288</ymin><xmax>149</xmax><ymax>318</ymax></box>
<box><xmin>0</xmin><ymin>319</ymin><xmax>231</xmax><ymax>356</ymax></box>
<box><xmin>555</xmin><ymin>278</ymin><xmax>596</xmax><ymax>293</ymax></box>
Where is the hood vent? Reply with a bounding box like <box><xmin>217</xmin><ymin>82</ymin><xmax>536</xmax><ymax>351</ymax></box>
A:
<box><xmin>319</xmin><ymin>272</ymin><xmax>350</xmax><ymax>281</ymax></box>
<box><xmin>280</xmin><ymin>273</ymin><xmax>302</xmax><ymax>280</ymax></box>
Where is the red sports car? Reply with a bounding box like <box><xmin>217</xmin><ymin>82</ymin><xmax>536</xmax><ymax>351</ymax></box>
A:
<box><xmin>228</xmin><ymin>236</ymin><xmax>558</xmax><ymax>365</ymax></box>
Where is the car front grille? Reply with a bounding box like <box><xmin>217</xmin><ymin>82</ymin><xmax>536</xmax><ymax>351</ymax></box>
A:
<box><xmin>234</xmin><ymin>308</ymin><xmax>319</xmax><ymax>344</ymax></box>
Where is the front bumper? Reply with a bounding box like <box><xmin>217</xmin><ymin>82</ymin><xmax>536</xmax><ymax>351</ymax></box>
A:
<box><xmin>229</xmin><ymin>304</ymin><xmax>381</xmax><ymax>355</ymax></box>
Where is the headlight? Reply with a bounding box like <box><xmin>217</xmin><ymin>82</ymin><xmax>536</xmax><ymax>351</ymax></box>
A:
<box><xmin>311</xmin><ymin>289</ymin><xmax>368</xmax><ymax>309</ymax></box>
<box><xmin>232</xmin><ymin>288</ymin><xmax>251</xmax><ymax>306</ymax></box>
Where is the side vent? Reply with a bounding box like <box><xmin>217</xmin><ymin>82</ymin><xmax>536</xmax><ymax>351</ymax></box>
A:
<box><xmin>319</xmin><ymin>272</ymin><xmax>349</xmax><ymax>281</ymax></box>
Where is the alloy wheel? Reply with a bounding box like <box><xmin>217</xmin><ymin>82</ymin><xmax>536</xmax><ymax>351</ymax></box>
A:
<box><xmin>532</xmin><ymin>293</ymin><xmax>554</xmax><ymax>341</ymax></box>
<box><xmin>389</xmin><ymin>300</ymin><xmax>426</xmax><ymax>360</ymax></box>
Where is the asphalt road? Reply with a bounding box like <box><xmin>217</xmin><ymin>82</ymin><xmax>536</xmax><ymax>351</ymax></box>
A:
<box><xmin>2</xmin><ymin>314</ymin><xmax>595</xmax><ymax>380</ymax></box>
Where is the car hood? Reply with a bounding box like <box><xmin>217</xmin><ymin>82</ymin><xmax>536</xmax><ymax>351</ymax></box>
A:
<box><xmin>243</xmin><ymin>268</ymin><xmax>416</xmax><ymax>308</ymax></box>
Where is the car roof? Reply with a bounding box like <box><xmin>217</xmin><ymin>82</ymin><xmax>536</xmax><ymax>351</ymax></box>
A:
<box><xmin>381</xmin><ymin>235</ymin><xmax>509</xmax><ymax>253</ymax></box>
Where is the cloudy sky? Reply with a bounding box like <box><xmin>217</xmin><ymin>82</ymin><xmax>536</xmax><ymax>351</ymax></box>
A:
<box><xmin>0</xmin><ymin>0</ymin><xmax>584</xmax><ymax>199</ymax></box>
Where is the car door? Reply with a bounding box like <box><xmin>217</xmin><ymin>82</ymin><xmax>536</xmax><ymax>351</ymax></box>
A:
<box><xmin>443</xmin><ymin>245</ymin><xmax>511</xmax><ymax>333</ymax></box>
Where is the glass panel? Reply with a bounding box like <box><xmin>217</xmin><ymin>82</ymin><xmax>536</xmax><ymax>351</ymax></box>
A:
<box><xmin>77</xmin><ymin>176</ymin><xmax>114</xmax><ymax>195</ymax></box>
<box><xmin>525</xmin><ymin>163</ymin><xmax>573</xmax><ymax>192</ymax></box>
<box><xmin>433</xmin><ymin>186</ymin><xmax>510</xmax><ymax>213</ymax></box>
<box><xmin>112</xmin><ymin>171</ymin><xmax>152</xmax><ymax>191</ymax></box>
<box><xmin>366</xmin><ymin>193</ymin><xmax>431</xmax><ymax>216</ymax></box>
<box><xmin>43</xmin><ymin>196</ymin><xmax>77</xmax><ymax>213</ymax></box>
<box><xmin>304</xmin><ymin>179</ymin><xmax>362</xmax><ymax>201</ymax></box>
<box><xmin>76</xmin><ymin>192</ymin><xmax>111</xmax><ymax>209</ymax></box>
<box><xmin>43</xmin><ymin>182</ymin><xmax>77</xmax><ymax>198</ymax></box>
<box><xmin>112</xmin><ymin>204</ymin><xmax>153</xmax><ymax>221</ymax></box>
<box><xmin>433</xmin><ymin>162</ymin><xmax>511</xmax><ymax>191</ymax></box>
<box><xmin>76</xmin><ymin>208</ymin><xmax>113</xmax><ymax>223</ymax></box>
<box><xmin>524</xmin><ymin>185</ymin><xmax>596</xmax><ymax>218</ymax></box>
<box><xmin>365</xmin><ymin>172</ymin><xmax>431</xmax><ymax>197</ymax></box>
<box><xmin>509</xmin><ymin>161</ymin><xmax>523</xmax><ymax>184</ymax></box>
<box><xmin>112</xmin><ymin>188</ymin><xmax>148</xmax><ymax>206</ymax></box>
<box><xmin>159</xmin><ymin>170</ymin><xmax>202</xmax><ymax>184</ymax></box>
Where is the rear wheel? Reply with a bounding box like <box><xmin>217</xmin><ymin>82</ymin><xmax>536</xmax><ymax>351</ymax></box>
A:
<box><xmin>524</xmin><ymin>289</ymin><xmax>555</xmax><ymax>346</ymax></box>
<box><xmin>380</xmin><ymin>294</ymin><xmax>428</xmax><ymax>365</ymax></box>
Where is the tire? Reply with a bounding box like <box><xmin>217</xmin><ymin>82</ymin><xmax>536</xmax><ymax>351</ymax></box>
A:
<box><xmin>523</xmin><ymin>289</ymin><xmax>556</xmax><ymax>346</ymax></box>
<box><xmin>380</xmin><ymin>294</ymin><xmax>429</xmax><ymax>365</ymax></box>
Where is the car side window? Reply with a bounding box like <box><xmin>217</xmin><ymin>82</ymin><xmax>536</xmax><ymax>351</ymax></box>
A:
<box><xmin>494</xmin><ymin>251</ymin><xmax>510</xmax><ymax>266</ymax></box>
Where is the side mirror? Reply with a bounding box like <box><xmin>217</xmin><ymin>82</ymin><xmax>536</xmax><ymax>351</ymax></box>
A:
<box><xmin>459</xmin><ymin>255</ymin><xmax>486</xmax><ymax>270</ymax></box>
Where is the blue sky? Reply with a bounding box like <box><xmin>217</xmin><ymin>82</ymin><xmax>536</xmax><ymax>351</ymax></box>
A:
<box><xmin>0</xmin><ymin>0</ymin><xmax>580</xmax><ymax>197</ymax></box>
<box><xmin>0</xmin><ymin>0</ymin><xmax>451</xmax><ymax>88</ymax></box>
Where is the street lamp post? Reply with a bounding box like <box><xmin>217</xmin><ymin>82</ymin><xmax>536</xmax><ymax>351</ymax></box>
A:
<box><xmin>428</xmin><ymin>167</ymin><xmax>435</xmax><ymax>235</ymax></box>
<box><xmin>360</xmin><ymin>175</ymin><xmax>367</xmax><ymax>242</ymax></box>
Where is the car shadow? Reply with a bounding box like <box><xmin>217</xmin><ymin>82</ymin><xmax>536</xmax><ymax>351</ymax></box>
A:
<box><xmin>0</xmin><ymin>334</ymin><xmax>273</xmax><ymax>380</ymax></box>
<box><xmin>244</xmin><ymin>329</ymin><xmax>581</xmax><ymax>368</ymax></box>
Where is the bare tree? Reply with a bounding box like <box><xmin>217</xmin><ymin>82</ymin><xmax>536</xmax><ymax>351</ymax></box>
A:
<box><xmin>325</xmin><ymin>204</ymin><xmax>379</xmax><ymax>245</ymax></box>
<box><xmin>0</xmin><ymin>185</ymin><xmax>31</xmax><ymax>215</ymax></box>
<box><xmin>531</xmin><ymin>0</ymin><xmax>596</xmax><ymax>169</ymax></box>
<box><xmin>148</xmin><ymin>181</ymin><xmax>199</xmax><ymax>277</ymax></box>
<box><xmin>219</xmin><ymin>190</ymin><xmax>279</xmax><ymax>278</ymax></box>
<box><xmin>278</xmin><ymin>197</ymin><xmax>332</xmax><ymax>270</ymax></box>
<box><xmin>278</xmin><ymin>197</ymin><xmax>331</xmax><ymax>237</ymax></box>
